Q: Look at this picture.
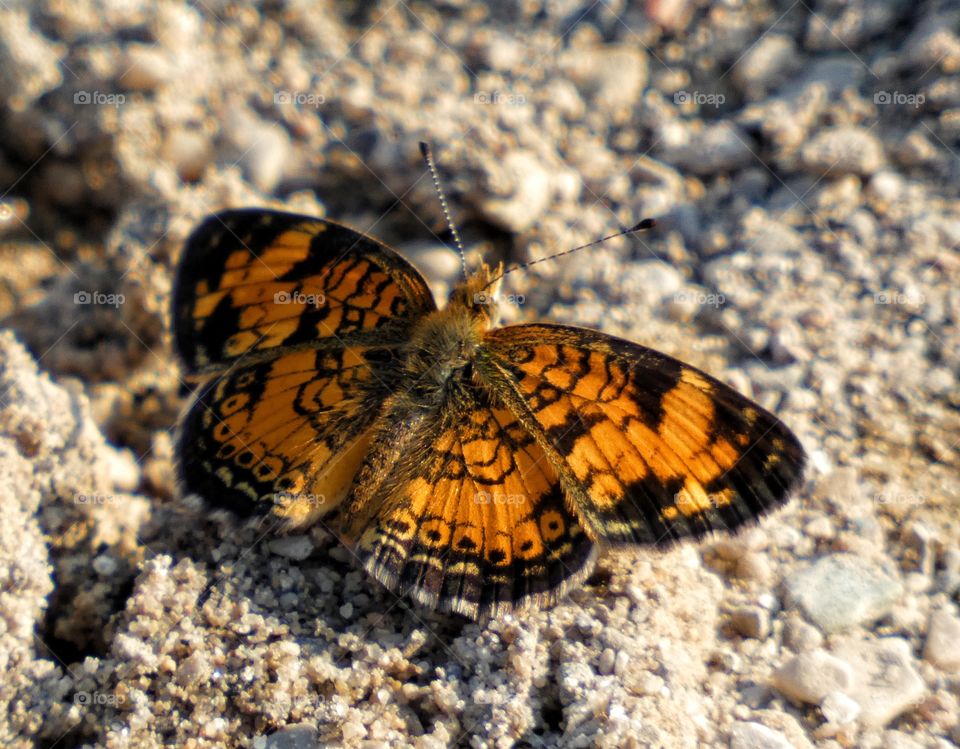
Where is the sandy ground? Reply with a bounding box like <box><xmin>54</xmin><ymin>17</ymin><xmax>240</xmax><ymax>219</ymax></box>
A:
<box><xmin>0</xmin><ymin>1</ymin><xmax>958</xmax><ymax>747</ymax></box>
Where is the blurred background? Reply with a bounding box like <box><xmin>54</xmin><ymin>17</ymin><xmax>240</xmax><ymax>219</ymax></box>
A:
<box><xmin>0</xmin><ymin>1</ymin><xmax>957</xmax><ymax>747</ymax></box>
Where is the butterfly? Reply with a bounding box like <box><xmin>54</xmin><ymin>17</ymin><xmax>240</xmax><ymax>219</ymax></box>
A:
<box><xmin>172</xmin><ymin>204</ymin><xmax>805</xmax><ymax>620</ymax></box>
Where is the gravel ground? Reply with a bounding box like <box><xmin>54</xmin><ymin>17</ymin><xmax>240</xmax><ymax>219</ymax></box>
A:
<box><xmin>0</xmin><ymin>1</ymin><xmax>958</xmax><ymax>748</ymax></box>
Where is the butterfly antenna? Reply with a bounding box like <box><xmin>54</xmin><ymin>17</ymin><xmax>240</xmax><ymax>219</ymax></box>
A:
<box><xmin>484</xmin><ymin>218</ymin><xmax>657</xmax><ymax>289</ymax></box>
<box><xmin>419</xmin><ymin>141</ymin><xmax>469</xmax><ymax>283</ymax></box>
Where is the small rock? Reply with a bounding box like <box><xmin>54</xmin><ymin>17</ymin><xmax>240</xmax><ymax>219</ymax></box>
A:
<box><xmin>730</xmin><ymin>607</ymin><xmax>770</xmax><ymax>639</ymax></box>
<box><xmin>937</xmin><ymin>548</ymin><xmax>960</xmax><ymax>595</ymax></box>
<box><xmin>562</xmin><ymin>44</ymin><xmax>647</xmax><ymax>115</ymax></box>
<box><xmin>729</xmin><ymin>721</ymin><xmax>793</xmax><ymax>749</ymax></box>
<box><xmin>163</xmin><ymin>128</ymin><xmax>214</xmax><ymax>183</ymax></box>
<box><xmin>924</xmin><ymin>608</ymin><xmax>960</xmax><ymax>672</ymax></box>
<box><xmin>628</xmin><ymin>261</ymin><xmax>684</xmax><ymax>300</ymax></box>
<box><xmin>772</xmin><ymin>649</ymin><xmax>853</xmax><ymax>704</ymax></box>
<box><xmin>901</xmin><ymin>522</ymin><xmax>937</xmax><ymax>577</ymax></box>
<box><xmin>833</xmin><ymin>637</ymin><xmax>925</xmax><ymax>729</ymax></box>
<box><xmin>261</xmin><ymin>723</ymin><xmax>320</xmax><ymax>749</ymax></box>
<box><xmin>341</xmin><ymin>721</ymin><xmax>366</xmax><ymax>742</ymax></box>
<box><xmin>821</xmin><ymin>690</ymin><xmax>861</xmax><ymax>725</ymax></box>
<box><xmin>663</xmin><ymin>122</ymin><xmax>755</xmax><ymax>176</ymax></box>
<box><xmin>737</xmin><ymin>552</ymin><xmax>772</xmax><ymax>584</ymax></box>
<box><xmin>119</xmin><ymin>44</ymin><xmax>174</xmax><ymax>91</ymax></box>
<box><xmin>0</xmin><ymin>10</ymin><xmax>64</xmax><ymax>111</ymax></box>
<box><xmin>803</xmin><ymin>515</ymin><xmax>835</xmax><ymax>541</ymax></box>
<box><xmin>732</xmin><ymin>34</ymin><xmax>799</xmax><ymax>98</ymax></box>
<box><xmin>800</xmin><ymin>126</ymin><xmax>885</xmax><ymax>176</ymax></box>
<box><xmin>92</xmin><ymin>554</ymin><xmax>119</xmax><ymax>577</ymax></box>
<box><xmin>225</xmin><ymin>111</ymin><xmax>291</xmax><ymax>193</ymax></box>
<box><xmin>783</xmin><ymin>554</ymin><xmax>903</xmax><ymax>634</ymax></box>
<box><xmin>477</xmin><ymin>150</ymin><xmax>552</xmax><ymax>233</ymax></box>
<box><xmin>597</xmin><ymin>648</ymin><xmax>615</xmax><ymax>675</ymax></box>
<box><xmin>267</xmin><ymin>536</ymin><xmax>314</xmax><ymax>561</ymax></box>
<box><xmin>882</xmin><ymin>730</ymin><xmax>924</xmax><ymax>749</ymax></box>
<box><xmin>783</xmin><ymin>617</ymin><xmax>824</xmax><ymax>653</ymax></box>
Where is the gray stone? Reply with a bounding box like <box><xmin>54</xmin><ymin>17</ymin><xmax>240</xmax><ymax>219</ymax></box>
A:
<box><xmin>923</xmin><ymin>608</ymin><xmax>960</xmax><ymax>672</ymax></box>
<box><xmin>771</xmin><ymin>649</ymin><xmax>853</xmax><ymax>705</ymax></box>
<box><xmin>267</xmin><ymin>536</ymin><xmax>314</xmax><ymax>561</ymax></box>
<box><xmin>729</xmin><ymin>721</ymin><xmax>794</xmax><ymax>749</ymax></box>
<box><xmin>800</xmin><ymin>127</ymin><xmax>885</xmax><ymax>176</ymax></box>
<box><xmin>663</xmin><ymin>122</ymin><xmax>755</xmax><ymax>176</ymax></box>
<box><xmin>833</xmin><ymin>637</ymin><xmax>925</xmax><ymax>729</ymax></box>
<box><xmin>783</xmin><ymin>554</ymin><xmax>903</xmax><ymax>633</ymax></box>
<box><xmin>820</xmin><ymin>691</ymin><xmax>861</xmax><ymax>725</ymax></box>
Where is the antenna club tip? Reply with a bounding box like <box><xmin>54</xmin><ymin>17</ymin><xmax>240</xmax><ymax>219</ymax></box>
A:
<box><xmin>419</xmin><ymin>141</ymin><xmax>431</xmax><ymax>157</ymax></box>
<box><xmin>631</xmin><ymin>218</ymin><xmax>656</xmax><ymax>231</ymax></box>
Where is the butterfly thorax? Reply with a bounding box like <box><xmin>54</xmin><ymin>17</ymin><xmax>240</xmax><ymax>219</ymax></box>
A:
<box><xmin>396</xmin><ymin>264</ymin><xmax>502</xmax><ymax>408</ymax></box>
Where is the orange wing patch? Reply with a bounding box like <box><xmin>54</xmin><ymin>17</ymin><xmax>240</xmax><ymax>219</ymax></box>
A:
<box><xmin>343</xmin><ymin>399</ymin><xmax>596</xmax><ymax>620</ymax></box>
<box><xmin>173</xmin><ymin>209</ymin><xmax>436</xmax><ymax>371</ymax></box>
<box><xmin>178</xmin><ymin>346</ymin><xmax>389</xmax><ymax>526</ymax></box>
<box><xmin>484</xmin><ymin>324</ymin><xmax>805</xmax><ymax>547</ymax></box>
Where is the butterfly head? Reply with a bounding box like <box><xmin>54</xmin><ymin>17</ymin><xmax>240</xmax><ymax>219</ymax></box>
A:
<box><xmin>448</xmin><ymin>261</ymin><xmax>504</xmax><ymax>326</ymax></box>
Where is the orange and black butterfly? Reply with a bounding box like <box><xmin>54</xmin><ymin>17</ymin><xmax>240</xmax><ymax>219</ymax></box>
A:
<box><xmin>173</xmin><ymin>200</ymin><xmax>804</xmax><ymax>620</ymax></box>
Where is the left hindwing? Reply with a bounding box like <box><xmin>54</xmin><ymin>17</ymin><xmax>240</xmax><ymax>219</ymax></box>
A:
<box><xmin>479</xmin><ymin>323</ymin><xmax>806</xmax><ymax>547</ymax></box>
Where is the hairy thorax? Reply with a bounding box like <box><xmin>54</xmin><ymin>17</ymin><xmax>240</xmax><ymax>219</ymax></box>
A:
<box><xmin>395</xmin><ymin>264</ymin><xmax>502</xmax><ymax>407</ymax></box>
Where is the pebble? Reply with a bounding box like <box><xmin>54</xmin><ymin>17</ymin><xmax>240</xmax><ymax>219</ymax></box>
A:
<box><xmin>267</xmin><ymin>536</ymin><xmax>314</xmax><ymax>561</ymax></box>
<box><xmin>729</xmin><ymin>721</ymin><xmax>793</xmax><ymax>749</ymax></box>
<box><xmin>937</xmin><ymin>548</ymin><xmax>960</xmax><ymax>595</ymax></box>
<box><xmin>800</xmin><ymin>126</ymin><xmax>885</xmax><ymax>176</ymax></box>
<box><xmin>477</xmin><ymin>150</ymin><xmax>552</xmax><ymax>233</ymax></box>
<box><xmin>821</xmin><ymin>690</ymin><xmax>861</xmax><ymax>725</ymax></box>
<box><xmin>561</xmin><ymin>44</ymin><xmax>647</xmax><ymax>115</ymax></box>
<box><xmin>0</xmin><ymin>10</ymin><xmax>64</xmax><ymax>110</ymax></box>
<box><xmin>772</xmin><ymin>649</ymin><xmax>853</xmax><ymax>704</ymax></box>
<box><xmin>626</xmin><ymin>261</ymin><xmax>684</xmax><ymax>301</ymax></box>
<box><xmin>923</xmin><ymin>608</ymin><xmax>960</xmax><ymax>672</ymax></box>
<box><xmin>783</xmin><ymin>617</ymin><xmax>824</xmax><ymax>653</ymax></box>
<box><xmin>597</xmin><ymin>648</ymin><xmax>616</xmax><ymax>675</ymax></box>
<box><xmin>783</xmin><ymin>554</ymin><xmax>903</xmax><ymax>634</ymax></box>
<box><xmin>736</xmin><ymin>552</ymin><xmax>772</xmax><ymax>584</ymax></box>
<box><xmin>163</xmin><ymin>128</ymin><xmax>214</xmax><ymax>183</ymax></box>
<box><xmin>259</xmin><ymin>723</ymin><xmax>320</xmax><ymax>749</ymax></box>
<box><xmin>119</xmin><ymin>44</ymin><xmax>174</xmax><ymax>91</ymax></box>
<box><xmin>732</xmin><ymin>34</ymin><xmax>799</xmax><ymax>98</ymax></box>
<box><xmin>663</xmin><ymin>122</ymin><xmax>755</xmax><ymax>176</ymax></box>
<box><xmin>803</xmin><ymin>514</ymin><xmax>836</xmax><ymax>541</ymax></box>
<box><xmin>883</xmin><ymin>730</ymin><xmax>925</xmax><ymax>749</ymax></box>
<box><xmin>225</xmin><ymin>111</ymin><xmax>291</xmax><ymax>193</ymax></box>
<box><xmin>832</xmin><ymin>637</ymin><xmax>925</xmax><ymax>729</ymax></box>
<box><xmin>730</xmin><ymin>607</ymin><xmax>770</xmax><ymax>639</ymax></box>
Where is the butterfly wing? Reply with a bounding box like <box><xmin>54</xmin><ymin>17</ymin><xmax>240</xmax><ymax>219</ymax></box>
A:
<box><xmin>173</xmin><ymin>208</ymin><xmax>432</xmax><ymax>519</ymax></box>
<box><xmin>478</xmin><ymin>323</ymin><xmax>806</xmax><ymax>546</ymax></box>
<box><xmin>177</xmin><ymin>345</ymin><xmax>396</xmax><ymax>523</ymax></box>
<box><xmin>340</xmin><ymin>385</ymin><xmax>597</xmax><ymax>620</ymax></box>
<box><xmin>173</xmin><ymin>209</ymin><xmax>437</xmax><ymax>373</ymax></box>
